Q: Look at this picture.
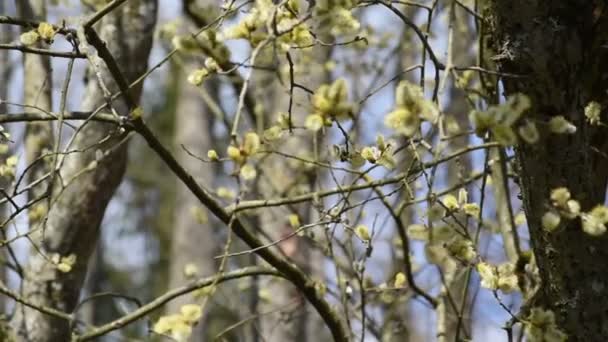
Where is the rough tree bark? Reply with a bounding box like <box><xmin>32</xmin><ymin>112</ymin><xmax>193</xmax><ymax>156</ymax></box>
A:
<box><xmin>10</xmin><ymin>2</ymin><xmax>157</xmax><ymax>341</ymax></box>
<box><xmin>487</xmin><ymin>1</ymin><xmax>608</xmax><ymax>340</ymax></box>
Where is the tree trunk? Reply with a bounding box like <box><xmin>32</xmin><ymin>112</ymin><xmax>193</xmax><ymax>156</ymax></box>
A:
<box><xmin>166</xmin><ymin>61</ymin><xmax>218</xmax><ymax>341</ymax></box>
<box><xmin>437</xmin><ymin>3</ymin><xmax>475</xmax><ymax>340</ymax></box>
<box><xmin>255</xmin><ymin>57</ymin><xmax>316</xmax><ymax>342</ymax></box>
<box><xmin>488</xmin><ymin>1</ymin><xmax>608</xmax><ymax>340</ymax></box>
<box><xmin>256</xmin><ymin>10</ymin><xmax>331</xmax><ymax>340</ymax></box>
<box><xmin>16</xmin><ymin>0</ymin><xmax>54</xmax><ymax>227</ymax></box>
<box><xmin>10</xmin><ymin>2</ymin><xmax>157</xmax><ymax>341</ymax></box>
<box><xmin>0</xmin><ymin>0</ymin><xmax>13</xmax><ymax>317</ymax></box>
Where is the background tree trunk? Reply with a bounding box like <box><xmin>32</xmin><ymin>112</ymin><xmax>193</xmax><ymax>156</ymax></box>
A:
<box><xmin>0</xmin><ymin>0</ymin><xmax>13</xmax><ymax>318</ymax></box>
<box><xmin>437</xmin><ymin>3</ymin><xmax>475</xmax><ymax>340</ymax></box>
<box><xmin>256</xmin><ymin>10</ymin><xmax>331</xmax><ymax>339</ymax></box>
<box><xmin>16</xmin><ymin>0</ymin><xmax>54</xmax><ymax>227</ymax></box>
<box><xmin>166</xmin><ymin>60</ymin><xmax>218</xmax><ymax>341</ymax></box>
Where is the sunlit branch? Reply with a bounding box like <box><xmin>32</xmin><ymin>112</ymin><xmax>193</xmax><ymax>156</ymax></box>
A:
<box><xmin>0</xmin><ymin>15</ymin><xmax>76</xmax><ymax>35</ymax></box>
<box><xmin>231</xmin><ymin>142</ymin><xmax>500</xmax><ymax>212</ymax></box>
<box><xmin>0</xmin><ymin>112</ymin><xmax>118</xmax><ymax>124</ymax></box>
<box><xmin>75</xmin><ymin>267</ymin><xmax>282</xmax><ymax>341</ymax></box>
<box><xmin>0</xmin><ymin>281</ymin><xmax>72</xmax><ymax>322</ymax></box>
<box><xmin>0</xmin><ymin>43</ymin><xmax>85</xmax><ymax>58</ymax></box>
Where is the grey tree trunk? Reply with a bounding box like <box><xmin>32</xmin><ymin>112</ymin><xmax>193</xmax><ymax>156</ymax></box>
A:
<box><xmin>0</xmin><ymin>0</ymin><xmax>13</xmax><ymax>317</ymax></box>
<box><xmin>256</xmin><ymin>12</ymin><xmax>331</xmax><ymax>341</ymax></box>
<box><xmin>384</xmin><ymin>15</ymin><xmax>424</xmax><ymax>341</ymax></box>
<box><xmin>487</xmin><ymin>1</ymin><xmax>608</xmax><ymax>340</ymax></box>
<box><xmin>10</xmin><ymin>2</ymin><xmax>157</xmax><ymax>341</ymax></box>
<box><xmin>166</xmin><ymin>62</ymin><xmax>218</xmax><ymax>341</ymax></box>
<box><xmin>256</xmin><ymin>60</ymin><xmax>315</xmax><ymax>342</ymax></box>
<box><xmin>79</xmin><ymin>244</ymin><xmax>103</xmax><ymax>328</ymax></box>
<box><xmin>16</xmin><ymin>0</ymin><xmax>54</xmax><ymax>225</ymax></box>
<box><xmin>437</xmin><ymin>4</ymin><xmax>475</xmax><ymax>340</ymax></box>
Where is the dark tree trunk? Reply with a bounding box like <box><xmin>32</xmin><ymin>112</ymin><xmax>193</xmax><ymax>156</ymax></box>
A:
<box><xmin>488</xmin><ymin>1</ymin><xmax>608</xmax><ymax>340</ymax></box>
